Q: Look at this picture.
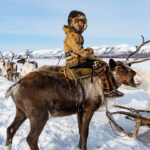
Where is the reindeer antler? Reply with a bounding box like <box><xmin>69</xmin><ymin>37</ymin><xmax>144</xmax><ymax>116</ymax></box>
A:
<box><xmin>18</xmin><ymin>55</ymin><xmax>23</xmax><ymax>59</ymax></box>
<box><xmin>25</xmin><ymin>49</ymin><xmax>33</xmax><ymax>59</ymax></box>
<box><xmin>6</xmin><ymin>58</ymin><xmax>10</xmax><ymax>62</ymax></box>
<box><xmin>0</xmin><ymin>51</ymin><xmax>5</xmax><ymax>62</ymax></box>
<box><xmin>126</xmin><ymin>35</ymin><xmax>150</xmax><ymax>62</ymax></box>
<box><xmin>128</xmin><ymin>57</ymin><xmax>150</xmax><ymax>65</ymax></box>
<box><xmin>10</xmin><ymin>51</ymin><xmax>15</xmax><ymax>62</ymax></box>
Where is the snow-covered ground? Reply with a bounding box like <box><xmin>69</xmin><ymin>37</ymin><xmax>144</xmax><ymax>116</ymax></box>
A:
<box><xmin>0</xmin><ymin>58</ymin><xmax>150</xmax><ymax>150</ymax></box>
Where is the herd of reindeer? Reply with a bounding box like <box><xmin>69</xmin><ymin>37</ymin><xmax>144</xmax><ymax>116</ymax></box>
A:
<box><xmin>3</xmin><ymin>36</ymin><xmax>150</xmax><ymax>150</ymax></box>
<box><xmin>0</xmin><ymin>50</ymin><xmax>38</xmax><ymax>81</ymax></box>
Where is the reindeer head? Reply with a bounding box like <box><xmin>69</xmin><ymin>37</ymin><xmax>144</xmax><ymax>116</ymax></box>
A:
<box><xmin>17</xmin><ymin>57</ymin><xmax>26</xmax><ymax>64</ymax></box>
<box><xmin>0</xmin><ymin>60</ymin><xmax>5</xmax><ymax>66</ymax></box>
<box><xmin>17</xmin><ymin>54</ymin><xmax>27</xmax><ymax>64</ymax></box>
<box><xmin>109</xmin><ymin>59</ymin><xmax>142</xmax><ymax>88</ymax></box>
<box><xmin>109</xmin><ymin>35</ymin><xmax>150</xmax><ymax>89</ymax></box>
<box><xmin>17</xmin><ymin>50</ymin><xmax>33</xmax><ymax>64</ymax></box>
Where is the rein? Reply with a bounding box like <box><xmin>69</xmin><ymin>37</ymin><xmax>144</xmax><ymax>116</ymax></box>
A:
<box><xmin>57</xmin><ymin>54</ymin><xmax>64</xmax><ymax>65</ymax></box>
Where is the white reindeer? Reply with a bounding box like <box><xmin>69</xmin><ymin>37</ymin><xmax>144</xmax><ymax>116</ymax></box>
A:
<box><xmin>0</xmin><ymin>52</ymin><xmax>6</xmax><ymax>76</ymax></box>
<box><xmin>17</xmin><ymin>50</ymin><xmax>38</xmax><ymax>78</ymax></box>
<box><xmin>121</xmin><ymin>35</ymin><xmax>150</xmax><ymax>109</ymax></box>
<box><xmin>121</xmin><ymin>66</ymin><xmax>150</xmax><ymax>109</ymax></box>
<box><xmin>133</xmin><ymin>67</ymin><xmax>150</xmax><ymax>101</ymax></box>
<box><xmin>0</xmin><ymin>60</ymin><xmax>5</xmax><ymax>76</ymax></box>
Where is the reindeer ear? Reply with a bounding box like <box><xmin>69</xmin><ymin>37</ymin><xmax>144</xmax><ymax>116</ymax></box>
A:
<box><xmin>109</xmin><ymin>59</ymin><xmax>117</xmax><ymax>70</ymax></box>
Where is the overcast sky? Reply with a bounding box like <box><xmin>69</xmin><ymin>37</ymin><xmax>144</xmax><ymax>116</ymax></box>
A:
<box><xmin>0</xmin><ymin>0</ymin><xmax>150</xmax><ymax>52</ymax></box>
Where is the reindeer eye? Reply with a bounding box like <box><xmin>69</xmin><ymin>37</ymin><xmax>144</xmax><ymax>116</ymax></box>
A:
<box><xmin>117</xmin><ymin>66</ymin><xmax>123</xmax><ymax>71</ymax></box>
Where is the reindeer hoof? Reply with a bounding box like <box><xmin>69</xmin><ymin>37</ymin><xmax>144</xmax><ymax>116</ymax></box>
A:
<box><xmin>5</xmin><ymin>144</ymin><xmax>12</xmax><ymax>150</ymax></box>
<box><xmin>78</xmin><ymin>144</ymin><xmax>82</xmax><ymax>149</ymax></box>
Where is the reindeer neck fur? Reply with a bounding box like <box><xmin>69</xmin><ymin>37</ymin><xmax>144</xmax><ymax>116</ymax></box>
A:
<box><xmin>132</xmin><ymin>67</ymin><xmax>150</xmax><ymax>77</ymax></box>
<box><xmin>81</xmin><ymin>76</ymin><xmax>104</xmax><ymax>101</ymax></box>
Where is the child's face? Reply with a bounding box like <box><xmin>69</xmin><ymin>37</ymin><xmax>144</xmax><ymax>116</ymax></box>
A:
<box><xmin>78</xmin><ymin>20</ymin><xmax>84</xmax><ymax>31</ymax></box>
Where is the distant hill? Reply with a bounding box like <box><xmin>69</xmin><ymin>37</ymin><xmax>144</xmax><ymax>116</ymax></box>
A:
<box><xmin>1</xmin><ymin>44</ymin><xmax>150</xmax><ymax>59</ymax></box>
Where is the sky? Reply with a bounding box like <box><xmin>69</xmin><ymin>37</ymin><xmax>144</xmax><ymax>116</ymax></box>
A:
<box><xmin>0</xmin><ymin>0</ymin><xmax>150</xmax><ymax>52</ymax></box>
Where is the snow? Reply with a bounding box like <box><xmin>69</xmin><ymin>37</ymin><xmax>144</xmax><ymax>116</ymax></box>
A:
<box><xmin>0</xmin><ymin>58</ymin><xmax>150</xmax><ymax>150</ymax></box>
<box><xmin>91</xmin><ymin>44</ymin><xmax>150</xmax><ymax>56</ymax></box>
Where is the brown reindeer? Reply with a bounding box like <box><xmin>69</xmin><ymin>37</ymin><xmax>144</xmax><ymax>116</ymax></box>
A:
<box><xmin>5</xmin><ymin>52</ymin><xmax>18</xmax><ymax>81</ymax></box>
<box><xmin>5</xmin><ymin>59</ymin><xmax>142</xmax><ymax>150</ymax></box>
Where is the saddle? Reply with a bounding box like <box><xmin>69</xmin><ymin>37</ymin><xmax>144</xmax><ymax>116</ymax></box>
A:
<box><xmin>38</xmin><ymin>65</ymin><xmax>95</xmax><ymax>80</ymax></box>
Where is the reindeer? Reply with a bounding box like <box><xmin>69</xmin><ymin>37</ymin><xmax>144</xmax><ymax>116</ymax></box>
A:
<box><xmin>5</xmin><ymin>58</ymin><xmax>142</xmax><ymax>150</ymax></box>
<box><xmin>0</xmin><ymin>52</ymin><xmax>6</xmax><ymax>76</ymax></box>
<box><xmin>0</xmin><ymin>51</ymin><xmax>18</xmax><ymax>81</ymax></box>
<box><xmin>5</xmin><ymin>52</ymin><xmax>18</xmax><ymax>81</ymax></box>
<box><xmin>121</xmin><ymin>35</ymin><xmax>150</xmax><ymax>109</ymax></box>
<box><xmin>17</xmin><ymin>50</ymin><xmax>38</xmax><ymax>77</ymax></box>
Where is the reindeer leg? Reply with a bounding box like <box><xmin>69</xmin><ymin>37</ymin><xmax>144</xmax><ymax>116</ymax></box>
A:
<box><xmin>11</xmin><ymin>74</ymin><xmax>12</xmax><ymax>81</ymax></box>
<box><xmin>11</xmin><ymin>72</ymin><xmax>13</xmax><ymax>81</ymax></box>
<box><xmin>12</xmin><ymin>75</ymin><xmax>13</xmax><ymax>81</ymax></box>
<box><xmin>15</xmin><ymin>74</ymin><xmax>17</xmax><ymax>81</ymax></box>
<box><xmin>26</xmin><ymin>110</ymin><xmax>48</xmax><ymax>150</ymax></box>
<box><xmin>77</xmin><ymin>111</ymin><xmax>83</xmax><ymax>148</ymax></box>
<box><xmin>147</xmin><ymin>94</ymin><xmax>150</xmax><ymax>110</ymax></box>
<box><xmin>5</xmin><ymin>108</ymin><xmax>27</xmax><ymax>150</ymax></box>
<box><xmin>133</xmin><ymin>119</ymin><xmax>141</xmax><ymax>138</ymax></box>
<box><xmin>80</xmin><ymin>110</ymin><xmax>94</xmax><ymax>150</ymax></box>
<box><xmin>8</xmin><ymin>74</ymin><xmax>10</xmax><ymax>81</ymax></box>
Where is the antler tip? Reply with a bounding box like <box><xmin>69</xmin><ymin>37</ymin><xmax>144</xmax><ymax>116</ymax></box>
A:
<box><xmin>141</xmin><ymin>35</ymin><xmax>144</xmax><ymax>42</ymax></box>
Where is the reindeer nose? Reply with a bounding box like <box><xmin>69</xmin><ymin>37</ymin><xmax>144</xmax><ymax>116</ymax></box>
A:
<box><xmin>136</xmin><ymin>79</ymin><xmax>141</xmax><ymax>84</ymax></box>
<box><xmin>134</xmin><ymin>74</ymin><xmax>143</xmax><ymax>85</ymax></box>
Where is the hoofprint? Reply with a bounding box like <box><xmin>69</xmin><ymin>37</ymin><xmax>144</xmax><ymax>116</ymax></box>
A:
<box><xmin>0</xmin><ymin>58</ymin><xmax>149</xmax><ymax>150</ymax></box>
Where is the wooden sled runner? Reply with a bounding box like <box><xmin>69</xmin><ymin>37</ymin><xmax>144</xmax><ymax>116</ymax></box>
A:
<box><xmin>106</xmin><ymin>105</ymin><xmax>150</xmax><ymax>138</ymax></box>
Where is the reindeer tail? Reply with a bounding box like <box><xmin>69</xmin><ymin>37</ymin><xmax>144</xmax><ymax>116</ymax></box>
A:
<box><xmin>5</xmin><ymin>83</ymin><xmax>18</xmax><ymax>99</ymax></box>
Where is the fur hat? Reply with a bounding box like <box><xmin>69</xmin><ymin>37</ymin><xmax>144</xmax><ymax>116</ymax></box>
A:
<box><xmin>68</xmin><ymin>10</ymin><xmax>87</xmax><ymax>33</ymax></box>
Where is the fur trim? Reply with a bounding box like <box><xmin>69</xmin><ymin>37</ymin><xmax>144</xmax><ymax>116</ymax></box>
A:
<box><xmin>62</xmin><ymin>25</ymin><xmax>72</xmax><ymax>34</ymax></box>
<box><xmin>68</xmin><ymin>10</ymin><xmax>87</xmax><ymax>33</ymax></box>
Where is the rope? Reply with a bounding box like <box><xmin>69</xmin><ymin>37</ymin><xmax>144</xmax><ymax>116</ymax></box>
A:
<box><xmin>63</xmin><ymin>67</ymin><xmax>71</xmax><ymax>90</ymax></box>
<box><xmin>69</xmin><ymin>69</ymin><xmax>77</xmax><ymax>85</ymax></box>
<box><xmin>57</xmin><ymin>54</ymin><xmax>64</xmax><ymax>66</ymax></box>
<box><xmin>91</xmin><ymin>69</ymin><xmax>94</xmax><ymax>83</ymax></box>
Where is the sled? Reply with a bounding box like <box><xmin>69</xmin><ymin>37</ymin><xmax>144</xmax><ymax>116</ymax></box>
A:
<box><xmin>106</xmin><ymin>105</ymin><xmax>150</xmax><ymax>138</ymax></box>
